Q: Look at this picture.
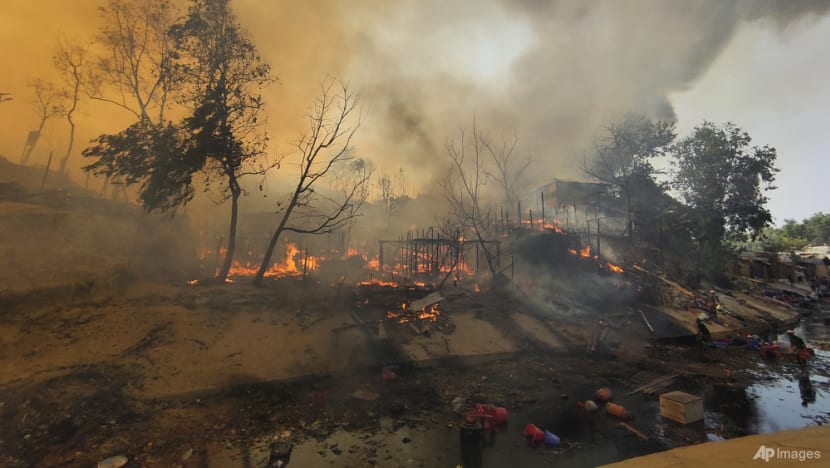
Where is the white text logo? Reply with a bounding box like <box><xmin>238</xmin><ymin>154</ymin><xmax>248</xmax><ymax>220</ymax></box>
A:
<box><xmin>753</xmin><ymin>445</ymin><xmax>821</xmax><ymax>462</ymax></box>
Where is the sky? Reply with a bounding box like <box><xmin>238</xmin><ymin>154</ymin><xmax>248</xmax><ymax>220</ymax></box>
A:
<box><xmin>0</xmin><ymin>0</ymin><xmax>828</xmax><ymax>225</ymax></box>
<box><xmin>671</xmin><ymin>13</ymin><xmax>830</xmax><ymax>225</ymax></box>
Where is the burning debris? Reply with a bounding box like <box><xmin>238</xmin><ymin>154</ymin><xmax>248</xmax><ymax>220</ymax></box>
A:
<box><xmin>386</xmin><ymin>302</ymin><xmax>441</xmax><ymax>324</ymax></box>
<box><xmin>191</xmin><ymin>242</ymin><xmax>321</xmax><ymax>283</ymax></box>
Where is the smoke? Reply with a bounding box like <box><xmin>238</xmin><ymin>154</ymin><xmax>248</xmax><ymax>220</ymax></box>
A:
<box><xmin>1</xmin><ymin>0</ymin><xmax>828</xmax><ymax>206</ymax></box>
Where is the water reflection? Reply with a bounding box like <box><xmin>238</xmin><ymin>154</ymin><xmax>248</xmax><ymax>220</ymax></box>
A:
<box><xmin>798</xmin><ymin>370</ymin><xmax>816</xmax><ymax>407</ymax></box>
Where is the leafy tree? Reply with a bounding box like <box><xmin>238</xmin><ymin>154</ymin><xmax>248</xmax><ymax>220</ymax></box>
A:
<box><xmin>582</xmin><ymin>115</ymin><xmax>676</xmax><ymax>244</ymax></box>
<box><xmin>777</xmin><ymin>213</ymin><xmax>830</xmax><ymax>246</ymax></box>
<box><xmin>671</xmin><ymin>121</ymin><xmax>778</xmax><ymax>281</ymax></box>
<box><xmin>84</xmin><ymin>0</ymin><xmax>274</xmax><ymax>283</ymax></box>
<box><xmin>673</xmin><ymin>121</ymin><xmax>778</xmax><ymax>239</ymax></box>
<box><xmin>780</xmin><ymin>218</ymin><xmax>808</xmax><ymax>241</ymax></box>
<box><xmin>172</xmin><ymin>0</ymin><xmax>274</xmax><ymax>282</ymax></box>
<box><xmin>84</xmin><ymin>120</ymin><xmax>200</xmax><ymax>211</ymax></box>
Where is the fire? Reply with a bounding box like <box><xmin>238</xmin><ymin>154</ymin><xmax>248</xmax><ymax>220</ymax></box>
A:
<box><xmin>569</xmin><ymin>245</ymin><xmax>597</xmax><ymax>259</ymax></box>
<box><xmin>542</xmin><ymin>222</ymin><xmax>564</xmax><ymax>234</ymax></box>
<box><xmin>520</xmin><ymin>218</ymin><xmax>565</xmax><ymax>234</ymax></box>
<box><xmin>223</xmin><ymin>243</ymin><xmax>320</xmax><ymax>278</ymax></box>
<box><xmin>386</xmin><ymin>302</ymin><xmax>441</xmax><ymax>323</ymax></box>
<box><xmin>606</xmin><ymin>262</ymin><xmax>624</xmax><ymax>273</ymax></box>
<box><xmin>473</xmin><ymin>283</ymin><xmax>481</xmax><ymax>293</ymax></box>
<box><xmin>358</xmin><ymin>278</ymin><xmax>400</xmax><ymax>287</ymax></box>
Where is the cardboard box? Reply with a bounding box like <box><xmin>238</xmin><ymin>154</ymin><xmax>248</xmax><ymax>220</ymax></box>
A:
<box><xmin>659</xmin><ymin>391</ymin><xmax>703</xmax><ymax>424</ymax></box>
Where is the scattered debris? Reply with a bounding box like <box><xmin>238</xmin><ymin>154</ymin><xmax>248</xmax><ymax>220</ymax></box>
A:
<box><xmin>98</xmin><ymin>455</ymin><xmax>128</xmax><ymax>468</ymax></box>
<box><xmin>617</xmin><ymin>422</ymin><xmax>648</xmax><ymax>440</ymax></box>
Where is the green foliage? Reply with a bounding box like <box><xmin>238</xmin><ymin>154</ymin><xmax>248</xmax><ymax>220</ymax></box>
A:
<box><xmin>773</xmin><ymin>213</ymin><xmax>830</xmax><ymax>247</ymax></box>
<box><xmin>672</xmin><ymin>121</ymin><xmax>778</xmax><ymax>241</ymax></box>
<box><xmin>728</xmin><ymin>227</ymin><xmax>808</xmax><ymax>254</ymax></box>
<box><xmin>669</xmin><ymin>121</ymin><xmax>778</xmax><ymax>285</ymax></box>
<box><xmin>83</xmin><ymin>121</ymin><xmax>203</xmax><ymax>212</ymax></box>
<box><xmin>83</xmin><ymin>0</ymin><xmax>272</xmax><ymax>213</ymax></box>
<box><xmin>172</xmin><ymin>0</ymin><xmax>272</xmax><ymax>199</ymax></box>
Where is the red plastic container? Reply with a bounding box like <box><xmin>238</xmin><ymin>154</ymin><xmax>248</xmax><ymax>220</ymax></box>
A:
<box><xmin>492</xmin><ymin>406</ymin><xmax>508</xmax><ymax>424</ymax></box>
<box><xmin>524</xmin><ymin>424</ymin><xmax>545</xmax><ymax>442</ymax></box>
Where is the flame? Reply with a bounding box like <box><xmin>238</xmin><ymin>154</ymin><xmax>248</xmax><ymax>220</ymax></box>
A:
<box><xmin>358</xmin><ymin>278</ymin><xmax>400</xmax><ymax>287</ymax></box>
<box><xmin>542</xmin><ymin>222</ymin><xmax>564</xmax><ymax>234</ymax></box>
<box><xmin>220</xmin><ymin>243</ymin><xmax>320</xmax><ymax>278</ymax></box>
<box><xmin>386</xmin><ymin>302</ymin><xmax>441</xmax><ymax>323</ymax></box>
<box><xmin>473</xmin><ymin>283</ymin><xmax>481</xmax><ymax>293</ymax></box>
<box><xmin>579</xmin><ymin>245</ymin><xmax>591</xmax><ymax>258</ymax></box>
<box><xmin>367</xmin><ymin>257</ymin><xmax>380</xmax><ymax>270</ymax></box>
<box><xmin>520</xmin><ymin>218</ymin><xmax>565</xmax><ymax>234</ymax></box>
<box><xmin>606</xmin><ymin>262</ymin><xmax>624</xmax><ymax>273</ymax></box>
<box><xmin>568</xmin><ymin>248</ymin><xmax>578</xmax><ymax>255</ymax></box>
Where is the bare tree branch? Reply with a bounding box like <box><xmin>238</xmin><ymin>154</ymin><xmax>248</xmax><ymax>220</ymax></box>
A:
<box><xmin>254</xmin><ymin>79</ymin><xmax>367</xmax><ymax>285</ymax></box>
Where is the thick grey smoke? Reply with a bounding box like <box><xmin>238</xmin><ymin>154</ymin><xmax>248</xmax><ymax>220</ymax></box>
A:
<box><xmin>2</xmin><ymin>0</ymin><xmax>828</xmax><ymax>203</ymax></box>
<box><xmin>325</xmin><ymin>0</ymin><xmax>830</xmax><ymax>193</ymax></box>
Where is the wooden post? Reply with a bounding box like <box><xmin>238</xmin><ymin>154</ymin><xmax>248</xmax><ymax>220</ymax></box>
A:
<box><xmin>517</xmin><ymin>200</ymin><xmax>522</xmax><ymax>225</ymax></box>
<box><xmin>500</xmin><ymin>205</ymin><xmax>505</xmax><ymax>235</ymax></box>
<box><xmin>528</xmin><ymin>209</ymin><xmax>533</xmax><ymax>230</ymax></box>
<box><xmin>541</xmin><ymin>192</ymin><xmax>546</xmax><ymax>227</ymax></box>
<box><xmin>40</xmin><ymin>150</ymin><xmax>53</xmax><ymax>192</ymax></box>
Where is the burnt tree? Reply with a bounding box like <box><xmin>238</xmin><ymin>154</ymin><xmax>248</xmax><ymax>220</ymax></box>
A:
<box><xmin>20</xmin><ymin>79</ymin><xmax>65</xmax><ymax>166</ymax></box>
<box><xmin>53</xmin><ymin>37</ymin><xmax>88</xmax><ymax>173</ymax></box>
<box><xmin>253</xmin><ymin>80</ymin><xmax>368</xmax><ymax>286</ymax></box>
<box><xmin>444</xmin><ymin>119</ymin><xmax>500</xmax><ymax>277</ymax></box>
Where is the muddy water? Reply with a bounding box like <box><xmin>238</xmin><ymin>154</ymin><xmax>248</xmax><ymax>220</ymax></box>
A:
<box><xmin>206</xmin><ymin>317</ymin><xmax>830</xmax><ymax>467</ymax></box>
<box><xmin>742</xmin><ymin>317</ymin><xmax>830</xmax><ymax>433</ymax></box>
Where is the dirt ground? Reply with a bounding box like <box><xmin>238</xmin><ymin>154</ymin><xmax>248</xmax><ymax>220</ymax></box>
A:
<box><xmin>0</xmin><ymin>178</ymin><xmax>824</xmax><ymax>467</ymax></box>
<box><xmin>2</xmin><ymin>271</ymin><xmax>820</xmax><ymax>467</ymax></box>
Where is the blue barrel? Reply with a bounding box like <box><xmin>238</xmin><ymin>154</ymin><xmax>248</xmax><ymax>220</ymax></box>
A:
<box><xmin>544</xmin><ymin>431</ymin><xmax>560</xmax><ymax>448</ymax></box>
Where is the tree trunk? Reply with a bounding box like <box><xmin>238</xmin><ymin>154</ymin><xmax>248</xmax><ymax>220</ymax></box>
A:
<box><xmin>254</xmin><ymin>225</ymin><xmax>283</xmax><ymax>286</ymax></box>
<box><xmin>254</xmin><ymin>211</ymin><xmax>291</xmax><ymax>286</ymax></box>
<box><xmin>20</xmin><ymin>118</ymin><xmax>46</xmax><ymax>166</ymax></box>
<box><xmin>216</xmin><ymin>187</ymin><xmax>240</xmax><ymax>282</ymax></box>
<box><xmin>58</xmin><ymin>112</ymin><xmax>76</xmax><ymax>173</ymax></box>
<box><xmin>624</xmin><ymin>181</ymin><xmax>634</xmax><ymax>245</ymax></box>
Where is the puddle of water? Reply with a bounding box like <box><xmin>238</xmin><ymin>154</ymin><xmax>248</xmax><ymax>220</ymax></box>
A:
<box><xmin>704</xmin><ymin>316</ymin><xmax>830</xmax><ymax>435</ymax></box>
<box><xmin>206</xmin><ymin>317</ymin><xmax>830</xmax><ymax>467</ymax></box>
<box><xmin>746</xmin><ymin>373</ymin><xmax>830</xmax><ymax>433</ymax></box>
